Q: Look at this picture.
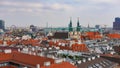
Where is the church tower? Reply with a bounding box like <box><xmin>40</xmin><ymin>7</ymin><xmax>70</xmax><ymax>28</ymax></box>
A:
<box><xmin>76</xmin><ymin>17</ymin><xmax>81</xmax><ymax>32</ymax></box>
<box><xmin>68</xmin><ymin>17</ymin><xmax>73</xmax><ymax>32</ymax></box>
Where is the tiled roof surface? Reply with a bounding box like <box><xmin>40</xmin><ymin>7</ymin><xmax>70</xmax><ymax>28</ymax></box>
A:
<box><xmin>12</xmin><ymin>52</ymin><xmax>54</xmax><ymax>67</ymax></box>
<box><xmin>0</xmin><ymin>52</ymin><xmax>54</xmax><ymax>67</ymax></box>
<box><xmin>77</xmin><ymin>58</ymin><xmax>117</xmax><ymax>68</ymax></box>
<box><xmin>84</xmin><ymin>32</ymin><xmax>102</xmax><ymax>39</ymax></box>
<box><xmin>72</xmin><ymin>43</ymin><xmax>89</xmax><ymax>52</ymax></box>
<box><xmin>0</xmin><ymin>51</ymin><xmax>77</xmax><ymax>68</ymax></box>
<box><xmin>41</xmin><ymin>62</ymin><xmax>76</xmax><ymax>68</ymax></box>
<box><xmin>0</xmin><ymin>53</ymin><xmax>12</xmax><ymax>61</ymax></box>
<box><xmin>0</xmin><ymin>66</ymin><xmax>16</xmax><ymax>68</ymax></box>
<box><xmin>107</xmin><ymin>33</ymin><xmax>120</xmax><ymax>39</ymax></box>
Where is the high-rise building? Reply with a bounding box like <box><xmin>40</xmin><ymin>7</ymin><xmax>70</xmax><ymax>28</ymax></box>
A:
<box><xmin>0</xmin><ymin>20</ymin><xmax>5</xmax><ymax>31</ymax></box>
<box><xmin>30</xmin><ymin>25</ymin><xmax>36</xmax><ymax>32</ymax></box>
<box><xmin>113</xmin><ymin>17</ymin><xmax>120</xmax><ymax>30</ymax></box>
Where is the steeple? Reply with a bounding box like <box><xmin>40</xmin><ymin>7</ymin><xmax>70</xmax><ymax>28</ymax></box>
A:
<box><xmin>76</xmin><ymin>17</ymin><xmax>80</xmax><ymax>31</ymax></box>
<box><xmin>88</xmin><ymin>24</ymin><xmax>90</xmax><ymax>28</ymax></box>
<box><xmin>69</xmin><ymin>17</ymin><xmax>73</xmax><ymax>32</ymax></box>
<box><xmin>87</xmin><ymin>24</ymin><xmax>90</xmax><ymax>31</ymax></box>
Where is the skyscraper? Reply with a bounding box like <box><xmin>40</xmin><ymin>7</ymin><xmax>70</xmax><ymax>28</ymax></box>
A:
<box><xmin>0</xmin><ymin>20</ymin><xmax>5</xmax><ymax>31</ymax></box>
<box><xmin>113</xmin><ymin>17</ymin><xmax>120</xmax><ymax>30</ymax></box>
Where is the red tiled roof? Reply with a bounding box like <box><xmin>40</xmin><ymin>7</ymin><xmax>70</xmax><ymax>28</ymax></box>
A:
<box><xmin>0</xmin><ymin>40</ymin><xmax>3</xmax><ymax>45</ymax></box>
<box><xmin>72</xmin><ymin>43</ymin><xmax>89</xmax><ymax>52</ymax></box>
<box><xmin>0</xmin><ymin>52</ymin><xmax>76</xmax><ymax>68</ymax></box>
<box><xmin>41</xmin><ymin>62</ymin><xmax>76</xmax><ymax>68</ymax></box>
<box><xmin>0</xmin><ymin>52</ymin><xmax>54</xmax><ymax>67</ymax></box>
<box><xmin>49</xmin><ymin>40</ymin><xmax>89</xmax><ymax>52</ymax></box>
<box><xmin>0</xmin><ymin>66</ymin><xmax>16</xmax><ymax>68</ymax></box>
<box><xmin>107</xmin><ymin>33</ymin><xmax>120</xmax><ymax>39</ymax></box>
<box><xmin>12</xmin><ymin>52</ymin><xmax>54</xmax><ymax>67</ymax></box>
<box><xmin>85</xmin><ymin>32</ymin><xmax>100</xmax><ymax>36</ymax></box>
<box><xmin>0</xmin><ymin>53</ymin><xmax>12</xmax><ymax>61</ymax></box>
<box><xmin>84</xmin><ymin>32</ymin><xmax>102</xmax><ymax>39</ymax></box>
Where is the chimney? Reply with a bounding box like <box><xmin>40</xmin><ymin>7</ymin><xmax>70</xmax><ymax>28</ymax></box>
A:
<box><xmin>49</xmin><ymin>47</ymin><xmax>52</xmax><ymax>50</ymax></box>
<box><xmin>78</xmin><ymin>40</ymin><xmax>82</xmax><ymax>44</ymax></box>
<box><xmin>56</xmin><ymin>47</ymin><xmax>60</xmax><ymax>50</ymax></box>
<box><xmin>62</xmin><ymin>43</ymin><xmax>65</xmax><ymax>46</ymax></box>
<box><xmin>44</xmin><ymin>61</ymin><xmax>51</xmax><ymax>66</ymax></box>
<box><xmin>58</xmin><ymin>43</ymin><xmax>62</xmax><ymax>46</ymax></box>
<box><xmin>36</xmin><ymin>64</ymin><xmax>40</xmax><ymax>68</ymax></box>
<box><xmin>55</xmin><ymin>59</ymin><xmax>63</xmax><ymax>64</ymax></box>
<box><xmin>32</xmin><ymin>47</ymin><xmax>35</xmax><ymax>51</ymax></box>
<box><xmin>88</xmin><ymin>57</ymin><xmax>91</xmax><ymax>61</ymax></box>
<box><xmin>18</xmin><ymin>49</ymin><xmax>21</xmax><ymax>52</ymax></box>
<box><xmin>97</xmin><ymin>55</ymin><xmax>100</xmax><ymax>58</ymax></box>
<box><xmin>77</xmin><ymin>60</ymin><xmax>81</xmax><ymax>64</ymax></box>
<box><xmin>40</xmin><ymin>53</ymin><xmax>44</xmax><ymax>57</ymax></box>
<box><xmin>82</xmin><ymin>59</ymin><xmax>86</xmax><ymax>62</ymax></box>
<box><xmin>43</xmin><ymin>48</ymin><xmax>47</xmax><ymax>50</ymax></box>
<box><xmin>33</xmin><ymin>52</ymin><xmax>36</xmax><ymax>55</ymax></box>
<box><xmin>28</xmin><ymin>51</ymin><xmax>32</xmax><ymax>55</ymax></box>
<box><xmin>4</xmin><ymin>49</ymin><xmax>12</xmax><ymax>53</ymax></box>
<box><xmin>92</xmin><ymin>57</ymin><xmax>95</xmax><ymax>60</ymax></box>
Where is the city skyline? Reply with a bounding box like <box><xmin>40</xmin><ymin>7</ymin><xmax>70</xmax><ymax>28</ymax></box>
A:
<box><xmin>0</xmin><ymin>0</ymin><xmax>120</xmax><ymax>27</ymax></box>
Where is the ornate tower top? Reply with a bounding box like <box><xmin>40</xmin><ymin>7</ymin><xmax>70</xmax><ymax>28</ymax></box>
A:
<box><xmin>76</xmin><ymin>17</ymin><xmax>81</xmax><ymax>31</ymax></box>
<box><xmin>69</xmin><ymin>17</ymin><xmax>73</xmax><ymax>32</ymax></box>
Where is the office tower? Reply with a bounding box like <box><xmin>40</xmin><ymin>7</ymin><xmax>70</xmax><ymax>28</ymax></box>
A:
<box><xmin>0</xmin><ymin>20</ymin><xmax>5</xmax><ymax>31</ymax></box>
<box><xmin>113</xmin><ymin>17</ymin><xmax>120</xmax><ymax>30</ymax></box>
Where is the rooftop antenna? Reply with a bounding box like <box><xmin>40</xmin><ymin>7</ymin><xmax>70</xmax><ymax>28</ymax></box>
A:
<box><xmin>46</xmin><ymin>22</ymin><xmax>48</xmax><ymax>28</ymax></box>
<box><xmin>88</xmin><ymin>23</ymin><xmax>90</xmax><ymax>28</ymax></box>
<box><xmin>77</xmin><ymin>17</ymin><xmax>80</xmax><ymax>26</ymax></box>
<box><xmin>70</xmin><ymin>17</ymin><xmax>72</xmax><ymax>25</ymax></box>
<box><xmin>51</xmin><ymin>25</ymin><xmax>52</xmax><ymax>32</ymax></box>
<box><xmin>45</xmin><ymin>22</ymin><xmax>48</xmax><ymax>36</ymax></box>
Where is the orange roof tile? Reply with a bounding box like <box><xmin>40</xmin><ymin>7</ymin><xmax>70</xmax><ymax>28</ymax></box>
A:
<box><xmin>12</xmin><ymin>52</ymin><xmax>54</xmax><ymax>67</ymax></box>
<box><xmin>72</xmin><ymin>43</ymin><xmax>89</xmax><ymax>52</ymax></box>
<box><xmin>0</xmin><ymin>66</ymin><xmax>16</xmax><ymax>68</ymax></box>
<box><xmin>0</xmin><ymin>52</ymin><xmax>54</xmax><ymax>67</ymax></box>
<box><xmin>107</xmin><ymin>33</ymin><xmax>120</xmax><ymax>39</ymax></box>
<box><xmin>41</xmin><ymin>62</ymin><xmax>76</xmax><ymax>68</ymax></box>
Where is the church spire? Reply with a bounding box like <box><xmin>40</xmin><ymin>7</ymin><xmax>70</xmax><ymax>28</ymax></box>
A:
<box><xmin>77</xmin><ymin>17</ymin><xmax>80</xmax><ymax>27</ymax></box>
<box><xmin>76</xmin><ymin>17</ymin><xmax>80</xmax><ymax>31</ymax></box>
<box><xmin>87</xmin><ymin>23</ymin><xmax>90</xmax><ymax>31</ymax></box>
<box><xmin>88</xmin><ymin>24</ymin><xmax>89</xmax><ymax>28</ymax></box>
<box><xmin>69</xmin><ymin>17</ymin><xmax>73</xmax><ymax>32</ymax></box>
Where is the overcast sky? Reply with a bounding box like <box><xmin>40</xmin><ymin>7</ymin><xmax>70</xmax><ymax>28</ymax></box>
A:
<box><xmin>0</xmin><ymin>0</ymin><xmax>120</xmax><ymax>27</ymax></box>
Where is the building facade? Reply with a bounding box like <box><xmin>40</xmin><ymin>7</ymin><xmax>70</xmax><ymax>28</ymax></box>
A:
<box><xmin>113</xmin><ymin>17</ymin><xmax>120</xmax><ymax>30</ymax></box>
<box><xmin>0</xmin><ymin>20</ymin><xmax>5</xmax><ymax>31</ymax></box>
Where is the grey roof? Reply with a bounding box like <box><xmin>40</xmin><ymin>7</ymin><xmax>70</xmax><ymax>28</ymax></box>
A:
<box><xmin>77</xmin><ymin>57</ymin><xmax>117</xmax><ymax>68</ymax></box>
